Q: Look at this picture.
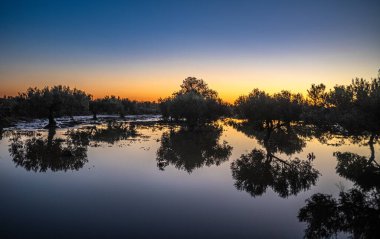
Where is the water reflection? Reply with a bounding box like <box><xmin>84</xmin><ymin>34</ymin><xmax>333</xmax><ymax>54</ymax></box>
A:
<box><xmin>335</xmin><ymin>151</ymin><xmax>380</xmax><ymax>191</ymax></box>
<box><xmin>67</xmin><ymin>121</ymin><xmax>138</xmax><ymax>146</ymax></box>
<box><xmin>9</xmin><ymin>128</ymin><xmax>88</xmax><ymax>172</ymax></box>
<box><xmin>156</xmin><ymin>124</ymin><xmax>232</xmax><ymax>173</ymax></box>
<box><xmin>230</xmin><ymin>121</ymin><xmax>319</xmax><ymax>197</ymax></box>
<box><xmin>2</xmin><ymin>119</ymin><xmax>380</xmax><ymax>238</ymax></box>
<box><xmin>299</xmin><ymin>143</ymin><xmax>380</xmax><ymax>238</ymax></box>
<box><xmin>8</xmin><ymin>121</ymin><xmax>139</xmax><ymax>172</ymax></box>
<box><xmin>231</xmin><ymin>149</ymin><xmax>319</xmax><ymax>198</ymax></box>
<box><xmin>298</xmin><ymin>188</ymin><xmax>380</xmax><ymax>239</ymax></box>
<box><xmin>230</xmin><ymin>120</ymin><xmax>308</xmax><ymax>155</ymax></box>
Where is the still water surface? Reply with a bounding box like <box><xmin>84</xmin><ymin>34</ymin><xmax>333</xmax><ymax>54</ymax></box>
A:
<box><xmin>0</xmin><ymin>117</ymin><xmax>378</xmax><ymax>238</ymax></box>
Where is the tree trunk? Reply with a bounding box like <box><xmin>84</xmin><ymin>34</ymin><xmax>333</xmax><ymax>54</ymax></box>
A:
<box><xmin>47</xmin><ymin>109</ymin><xmax>57</xmax><ymax>128</ymax></box>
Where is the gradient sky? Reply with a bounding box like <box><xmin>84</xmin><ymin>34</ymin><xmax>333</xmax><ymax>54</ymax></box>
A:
<box><xmin>1</xmin><ymin>0</ymin><xmax>379</xmax><ymax>102</ymax></box>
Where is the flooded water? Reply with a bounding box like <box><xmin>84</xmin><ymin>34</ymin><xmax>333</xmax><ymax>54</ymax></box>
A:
<box><xmin>0</xmin><ymin>117</ymin><xmax>378</xmax><ymax>238</ymax></box>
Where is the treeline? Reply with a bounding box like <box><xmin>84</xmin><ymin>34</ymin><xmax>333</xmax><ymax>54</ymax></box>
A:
<box><xmin>1</xmin><ymin>76</ymin><xmax>379</xmax><ymax>134</ymax></box>
<box><xmin>0</xmin><ymin>85</ymin><xmax>159</xmax><ymax>127</ymax></box>
<box><xmin>236</xmin><ymin>78</ymin><xmax>379</xmax><ymax>130</ymax></box>
<box><xmin>159</xmin><ymin>76</ymin><xmax>379</xmax><ymax>135</ymax></box>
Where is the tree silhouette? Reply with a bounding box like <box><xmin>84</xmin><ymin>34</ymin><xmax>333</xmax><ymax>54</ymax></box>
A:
<box><xmin>235</xmin><ymin>89</ymin><xmax>304</xmax><ymax>123</ymax></box>
<box><xmin>13</xmin><ymin>85</ymin><xmax>91</xmax><ymax>127</ymax></box>
<box><xmin>307</xmin><ymin>83</ymin><xmax>327</xmax><ymax>108</ymax></box>
<box><xmin>176</xmin><ymin>77</ymin><xmax>218</xmax><ymax>99</ymax></box>
<box><xmin>159</xmin><ymin>77</ymin><xmax>228</xmax><ymax>126</ymax></box>
<box><xmin>156</xmin><ymin>124</ymin><xmax>232</xmax><ymax>173</ymax></box>
<box><xmin>326</xmin><ymin>78</ymin><xmax>380</xmax><ymax>136</ymax></box>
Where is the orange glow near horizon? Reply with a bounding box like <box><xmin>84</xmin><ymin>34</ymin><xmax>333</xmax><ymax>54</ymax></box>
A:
<box><xmin>1</xmin><ymin>52</ymin><xmax>379</xmax><ymax>103</ymax></box>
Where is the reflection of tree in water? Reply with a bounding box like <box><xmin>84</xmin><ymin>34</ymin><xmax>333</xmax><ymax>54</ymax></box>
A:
<box><xmin>8</xmin><ymin>121</ymin><xmax>139</xmax><ymax>172</ymax></box>
<box><xmin>314</xmin><ymin>121</ymin><xmax>380</xmax><ymax>150</ymax></box>
<box><xmin>230</xmin><ymin>121</ymin><xmax>319</xmax><ymax>197</ymax></box>
<box><xmin>231</xmin><ymin>148</ymin><xmax>319</xmax><ymax>198</ymax></box>
<box><xmin>9</xmin><ymin>128</ymin><xmax>88</xmax><ymax>172</ymax></box>
<box><xmin>299</xmin><ymin>189</ymin><xmax>380</xmax><ymax>239</ymax></box>
<box><xmin>230</xmin><ymin>120</ymin><xmax>310</xmax><ymax>155</ymax></box>
<box><xmin>335</xmin><ymin>152</ymin><xmax>380</xmax><ymax>191</ymax></box>
<box><xmin>298</xmin><ymin>145</ymin><xmax>380</xmax><ymax>238</ymax></box>
<box><xmin>67</xmin><ymin>121</ymin><xmax>138</xmax><ymax>146</ymax></box>
<box><xmin>156</xmin><ymin>124</ymin><xmax>232</xmax><ymax>173</ymax></box>
<box><xmin>299</xmin><ymin>188</ymin><xmax>380</xmax><ymax>239</ymax></box>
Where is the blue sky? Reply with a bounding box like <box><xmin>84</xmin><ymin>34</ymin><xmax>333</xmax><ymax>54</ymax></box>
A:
<box><xmin>1</xmin><ymin>0</ymin><xmax>379</xmax><ymax>101</ymax></box>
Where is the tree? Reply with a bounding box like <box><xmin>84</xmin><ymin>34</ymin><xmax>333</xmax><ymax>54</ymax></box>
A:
<box><xmin>234</xmin><ymin>89</ymin><xmax>304</xmax><ymax>124</ymax></box>
<box><xmin>307</xmin><ymin>83</ymin><xmax>327</xmax><ymax>107</ymax></box>
<box><xmin>234</xmin><ymin>89</ymin><xmax>273</xmax><ymax>122</ymax></box>
<box><xmin>327</xmin><ymin>78</ymin><xmax>380</xmax><ymax>135</ymax></box>
<box><xmin>65</xmin><ymin>88</ymin><xmax>90</xmax><ymax>119</ymax></box>
<box><xmin>89</xmin><ymin>98</ymin><xmax>103</xmax><ymax>120</ymax></box>
<box><xmin>159</xmin><ymin>77</ymin><xmax>228</xmax><ymax>126</ymax></box>
<box><xmin>14</xmin><ymin>85</ymin><xmax>91</xmax><ymax>127</ymax></box>
<box><xmin>176</xmin><ymin>76</ymin><xmax>218</xmax><ymax>99</ymax></box>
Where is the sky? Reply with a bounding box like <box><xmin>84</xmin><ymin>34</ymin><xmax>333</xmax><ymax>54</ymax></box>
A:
<box><xmin>0</xmin><ymin>0</ymin><xmax>379</xmax><ymax>102</ymax></box>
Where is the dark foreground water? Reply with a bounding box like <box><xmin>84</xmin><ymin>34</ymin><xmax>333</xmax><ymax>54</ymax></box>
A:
<box><xmin>0</xmin><ymin>116</ymin><xmax>378</xmax><ymax>238</ymax></box>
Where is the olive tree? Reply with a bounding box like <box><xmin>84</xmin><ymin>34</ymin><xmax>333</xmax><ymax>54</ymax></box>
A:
<box><xmin>159</xmin><ymin>77</ymin><xmax>228</xmax><ymax>126</ymax></box>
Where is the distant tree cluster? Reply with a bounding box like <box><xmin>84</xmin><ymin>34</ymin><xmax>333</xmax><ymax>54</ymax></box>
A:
<box><xmin>0</xmin><ymin>85</ymin><xmax>160</xmax><ymax>128</ymax></box>
<box><xmin>89</xmin><ymin>96</ymin><xmax>159</xmax><ymax>120</ymax></box>
<box><xmin>5</xmin><ymin>86</ymin><xmax>91</xmax><ymax>127</ymax></box>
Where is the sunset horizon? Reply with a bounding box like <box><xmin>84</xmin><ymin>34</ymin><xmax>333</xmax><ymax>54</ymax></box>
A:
<box><xmin>0</xmin><ymin>70</ymin><xmax>378</xmax><ymax>103</ymax></box>
<box><xmin>1</xmin><ymin>1</ymin><xmax>379</xmax><ymax>103</ymax></box>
